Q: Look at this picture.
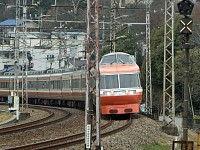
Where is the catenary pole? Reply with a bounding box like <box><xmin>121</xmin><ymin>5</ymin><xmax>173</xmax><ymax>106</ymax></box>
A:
<box><xmin>22</xmin><ymin>0</ymin><xmax>28</xmax><ymax>110</ymax></box>
<box><xmin>85</xmin><ymin>0</ymin><xmax>100</xmax><ymax>149</ymax></box>
<box><xmin>14</xmin><ymin>0</ymin><xmax>20</xmax><ymax>97</ymax></box>
<box><xmin>145</xmin><ymin>0</ymin><xmax>152</xmax><ymax>114</ymax></box>
<box><xmin>163</xmin><ymin>0</ymin><xmax>175</xmax><ymax>126</ymax></box>
<box><xmin>110</xmin><ymin>0</ymin><xmax>116</xmax><ymax>52</ymax></box>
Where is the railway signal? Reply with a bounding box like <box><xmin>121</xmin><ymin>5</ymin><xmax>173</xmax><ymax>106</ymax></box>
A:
<box><xmin>177</xmin><ymin>0</ymin><xmax>194</xmax><ymax>16</ymax></box>
<box><xmin>177</xmin><ymin>0</ymin><xmax>194</xmax><ymax>143</ymax></box>
<box><xmin>179</xmin><ymin>18</ymin><xmax>193</xmax><ymax>34</ymax></box>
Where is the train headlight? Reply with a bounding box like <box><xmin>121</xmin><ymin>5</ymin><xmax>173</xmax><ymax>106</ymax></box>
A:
<box><xmin>129</xmin><ymin>90</ymin><xmax>136</xmax><ymax>94</ymax></box>
<box><xmin>103</xmin><ymin>91</ymin><xmax>112</xmax><ymax>96</ymax></box>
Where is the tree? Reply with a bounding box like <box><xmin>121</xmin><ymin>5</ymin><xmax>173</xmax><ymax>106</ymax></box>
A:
<box><xmin>100</xmin><ymin>26</ymin><xmax>144</xmax><ymax>67</ymax></box>
<box><xmin>71</xmin><ymin>0</ymin><xmax>87</xmax><ymax>14</ymax></box>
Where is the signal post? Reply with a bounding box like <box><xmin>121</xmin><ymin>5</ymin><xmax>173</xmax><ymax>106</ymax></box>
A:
<box><xmin>177</xmin><ymin>0</ymin><xmax>194</xmax><ymax>142</ymax></box>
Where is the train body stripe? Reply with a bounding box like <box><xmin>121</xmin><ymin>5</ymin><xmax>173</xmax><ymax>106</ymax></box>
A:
<box><xmin>100</xmin><ymin>64</ymin><xmax>140</xmax><ymax>74</ymax></box>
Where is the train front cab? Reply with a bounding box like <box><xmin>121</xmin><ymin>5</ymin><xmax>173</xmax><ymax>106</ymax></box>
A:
<box><xmin>100</xmin><ymin>73</ymin><xmax>142</xmax><ymax>115</ymax></box>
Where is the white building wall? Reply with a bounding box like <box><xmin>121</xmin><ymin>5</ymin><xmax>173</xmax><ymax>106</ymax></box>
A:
<box><xmin>0</xmin><ymin>31</ymin><xmax>86</xmax><ymax>71</ymax></box>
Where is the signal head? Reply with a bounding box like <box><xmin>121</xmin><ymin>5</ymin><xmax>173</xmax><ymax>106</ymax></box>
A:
<box><xmin>177</xmin><ymin>0</ymin><xmax>194</xmax><ymax>16</ymax></box>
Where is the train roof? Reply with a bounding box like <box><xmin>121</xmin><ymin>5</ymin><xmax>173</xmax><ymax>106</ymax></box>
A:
<box><xmin>100</xmin><ymin>52</ymin><xmax>136</xmax><ymax>66</ymax></box>
<box><xmin>0</xmin><ymin>68</ymin><xmax>86</xmax><ymax>78</ymax></box>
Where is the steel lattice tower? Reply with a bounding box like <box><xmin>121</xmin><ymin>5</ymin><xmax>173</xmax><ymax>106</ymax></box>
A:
<box><xmin>22</xmin><ymin>0</ymin><xmax>28</xmax><ymax>110</ymax></box>
<box><xmin>14</xmin><ymin>0</ymin><xmax>20</xmax><ymax>96</ymax></box>
<box><xmin>110</xmin><ymin>0</ymin><xmax>116</xmax><ymax>52</ymax></box>
<box><xmin>163</xmin><ymin>0</ymin><xmax>175</xmax><ymax>126</ymax></box>
<box><xmin>85</xmin><ymin>0</ymin><xmax>100</xmax><ymax>149</ymax></box>
<box><xmin>145</xmin><ymin>0</ymin><xmax>152</xmax><ymax>114</ymax></box>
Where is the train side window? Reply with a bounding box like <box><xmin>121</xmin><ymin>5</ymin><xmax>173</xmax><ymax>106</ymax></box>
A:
<box><xmin>65</xmin><ymin>81</ymin><xmax>67</xmax><ymax>88</ymax></box>
<box><xmin>39</xmin><ymin>81</ymin><xmax>47</xmax><ymax>89</ymax></box>
<box><xmin>0</xmin><ymin>82</ymin><xmax>9</xmax><ymax>88</ymax></box>
<box><xmin>72</xmin><ymin>79</ymin><xmax>79</xmax><ymax>88</ymax></box>
<box><xmin>57</xmin><ymin>80</ymin><xmax>61</xmax><ymax>89</ymax></box>
<box><xmin>59</xmin><ymin>80</ymin><xmax>62</xmax><ymax>89</ymax></box>
<box><xmin>6</xmin><ymin>82</ymin><xmax>9</xmax><ymax>88</ymax></box>
<box><xmin>55</xmin><ymin>81</ymin><xmax>57</xmax><ymax>89</ymax></box>
<box><xmin>56</xmin><ymin>81</ymin><xmax>58</xmax><ymax>89</ymax></box>
<box><xmin>28</xmin><ymin>81</ymin><xmax>33</xmax><ymax>89</ymax></box>
<box><xmin>38</xmin><ymin>81</ymin><xmax>41</xmax><ymax>89</ymax></box>
<box><xmin>1</xmin><ymin>82</ymin><xmax>4</xmax><ymax>88</ymax></box>
<box><xmin>62</xmin><ymin>81</ymin><xmax>66</xmax><ymax>88</ymax></box>
<box><xmin>63</xmin><ymin>80</ymin><xmax>70</xmax><ymax>89</ymax></box>
<box><xmin>54</xmin><ymin>81</ymin><xmax>56</xmax><ymax>89</ymax></box>
<box><xmin>51</xmin><ymin>81</ymin><xmax>59</xmax><ymax>89</ymax></box>
<box><xmin>19</xmin><ymin>82</ymin><xmax>22</xmax><ymax>89</ymax></box>
<box><xmin>55</xmin><ymin>81</ymin><xmax>58</xmax><ymax>89</ymax></box>
<box><xmin>45</xmin><ymin>81</ymin><xmax>49</xmax><ymax>89</ymax></box>
<box><xmin>51</xmin><ymin>81</ymin><xmax>54</xmax><ymax>89</ymax></box>
<box><xmin>68</xmin><ymin>80</ymin><xmax>71</xmax><ymax>88</ymax></box>
<box><xmin>33</xmin><ymin>81</ymin><xmax>37</xmax><ymax>89</ymax></box>
<box><xmin>43</xmin><ymin>81</ymin><xmax>47</xmax><ymax>89</ymax></box>
<box><xmin>81</xmin><ymin>78</ymin><xmax>86</xmax><ymax>88</ymax></box>
<box><xmin>31</xmin><ymin>81</ymin><xmax>36</xmax><ymax>89</ymax></box>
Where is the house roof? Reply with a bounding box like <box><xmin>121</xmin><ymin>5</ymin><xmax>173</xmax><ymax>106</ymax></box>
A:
<box><xmin>0</xmin><ymin>19</ymin><xmax>23</xmax><ymax>26</ymax></box>
<box><xmin>69</xmin><ymin>58</ymin><xmax>86</xmax><ymax>67</ymax></box>
<box><xmin>0</xmin><ymin>19</ymin><xmax>40</xmax><ymax>28</ymax></box>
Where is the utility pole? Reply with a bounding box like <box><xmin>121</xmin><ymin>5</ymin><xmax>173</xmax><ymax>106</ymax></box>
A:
<box><xmin>177</xmin><ymin>0</ymin><xmax>194</xmax><ymax>142</ymax></box>
<box><xmin>145</xmin><ymin>0</ymin><xmax>152</xmax><ymax>115</ymax></box>
<box><xmin>163</xmin><ymin>0</ymin><xmax>175</xmax><ymax>126</ymax></box>
<box><xmin>110</xmin><ymin>0</ymin><xmax>116</xmax><ymax>52</ymax></box>
<box><xmin>11</xmin><ymin>0</ymin><xmax>21</xmax><ymax>120</ymax></box>
<box><xmin>85</xmin><ymin>0</ymin><xmax>101</xmax><ymax>150</ymax></box>
<box><xmin>58</xmin><ymin>28</ymin><xmax>62</xmax><ymax>69</ymax></box>
<box><xmin>22</xmin><ymin>0</ymin><xmax>28</xmax><ymax>110</ymax></box>
<box><xmin>14</xmin><ymin>0</ymin><xmax>20</xmax><ymax>98</ymax></box>
<box><xmin>63</xmin><ymin>36</ymin><xmax>69</xmax><ymax>69</ymax></box>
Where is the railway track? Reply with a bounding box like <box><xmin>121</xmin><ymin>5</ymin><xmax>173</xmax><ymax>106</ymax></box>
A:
<box><xmin>5</xmin><ymin>118</ymin><xmax>132</xmax><ymax>150</ymax></box>
<box><xmin>0</xmin><ymin>105</ymin><xmax>70</xmax><ymax>135</ymax></box>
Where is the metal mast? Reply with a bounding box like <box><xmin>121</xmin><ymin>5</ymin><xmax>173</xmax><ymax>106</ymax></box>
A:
<box><xmin>145</xmin><ymin>0</ymin><xmax>152</xmax><ymax>114</ymax></box>
<box><xmin>163</xmin><ymin>0</ymin><xmax>175</xmax><ymax>126</ymax></box>
<box><xmin>22</xmin><ymin>0</ymin><xmax>28</xmax><ymax>110</ymax></box>
<box><xmin>85</xmin><ymin>0</ymin><xmax>100</xmax><ymax>149</ymax></box>
<box><xmin>14</xmin><ymin>0</ymin><xmax>20</xmax><ymax>97</ymax></box>
<box><xmin>110</xmin><ymin>0</ymin><xmax>116</xmax><ymax>52</ymax></box>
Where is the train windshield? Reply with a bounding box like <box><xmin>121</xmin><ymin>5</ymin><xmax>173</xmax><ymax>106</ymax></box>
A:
<box><xmin>119</xmin><ymin>74</ymin><xmax>140</xmax><ymax>88</ymax></box>
<box><xmin>100</xmin><ymin>74</ymin><xmax>119</xmax><ymax>89</ymax></box>
<box><xmin>100</xmin><ymin>73</ymin><xmax>140</xmax><ymax>89</ymax></box>
<box><xmin>100</xmin><ymin>53</ymin><xmax>135</xmax><ymax>65</ymax></box>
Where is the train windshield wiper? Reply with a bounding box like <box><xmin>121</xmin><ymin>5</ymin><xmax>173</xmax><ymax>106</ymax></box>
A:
<box><xmin>110</xmin><ymin>59</ymin><xmax>117</xmax><ymax>64</ymax></box>
<box><xmin>118</xmin><ymin>58</ymin><xmax>125</xmax><ymax>64</ymax></box>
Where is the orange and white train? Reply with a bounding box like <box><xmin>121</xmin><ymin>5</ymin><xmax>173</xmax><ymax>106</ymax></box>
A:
<box><xmin>100</xmin><ymin>52</ymin><xmax>143</xmax><ymax>115</ymax></box>
<box><xmin>0</xmin><ymin>52</ymin><xmax>142</xmax><ymax>115</ymax></box>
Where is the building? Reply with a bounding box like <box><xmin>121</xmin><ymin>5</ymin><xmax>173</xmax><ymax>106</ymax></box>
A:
<box><xmin>0</xmin><ymin>19</ymin><xmax>86</xmax><ymax>71</ymax></box>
